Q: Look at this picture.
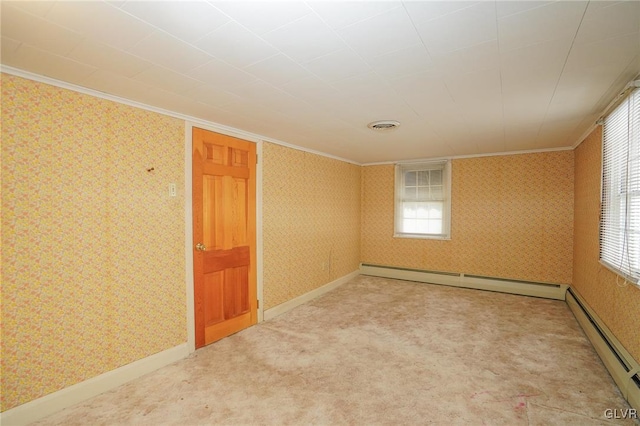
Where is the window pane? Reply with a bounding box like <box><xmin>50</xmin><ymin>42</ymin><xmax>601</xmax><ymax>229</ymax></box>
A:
<box><xmin>405</xmin><ymin>171</ymin><xmax>416</xmax><ymax>186</ymax></box>
<box><xmin>403</xmin><ymin>202</ymin><xmax>417</xmax><ymax>218</ymax></box>
<box><xmin>418</xmin><ymin>186</ymin><xmax>429</xmax><ymax>199</ymax></box>
<box><xmin>430</xmin><ymin>185</ymin><xmax>443</xmax><ymax>200</ymax></box>
<box><xmin>417</xmin><ymin>170</ymin><xmax>429</xmax><ymax>185</ymax></box>
<box><xmin>430</xmin><ymin>170</ymin><xmax>442</xmax><ymax>185</ymax></box>
<box><xmin>403</xmin><ymin>219</ymin><xmax>418</xmax><ymax>233</ymax></box>
<box><xmin>427</xmin><ymin>202</ymin><xmax>443</xmax><ymax>219</ymax></box>
<box><xmin>416</xmin><ymin>202</ymin><xmax>429</xmax><ymax>218</ymax></box>
<box><xmin>427</xmin><ymin>219</ymin><xmax>442</xmax><ymax>234</ymax></box>
<box><xmin>403</xmin><ymin>186</ymin><xmax>418</xmax><ymax>199</ymax></box>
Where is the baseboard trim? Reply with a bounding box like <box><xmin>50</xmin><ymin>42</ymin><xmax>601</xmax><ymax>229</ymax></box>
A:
<box><xmin>0</xmin><ymin>343</ymin><xmax>190</xmax><ymax>425</ymax></box>
<box><xmin>264</xmin><ymin>270</ymin><xmax>360</xmax><ymax>321</ymax></box>
<box><xmin>566</xmin><ymin>288</ymin><xmax>640</xmax><ymax>411</ymax></box>
<box><xmin>360</xmin><ymin>264</ymin><xmax>568</xmax><ymax>300</ymax></box>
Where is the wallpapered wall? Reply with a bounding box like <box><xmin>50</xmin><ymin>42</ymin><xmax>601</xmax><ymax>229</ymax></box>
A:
<box><xmin>573</xmin><ymin>127</ymin><xmax>640</xmax><ymax>361</ymax></box>
<box><xmin>361</xmin><ymin>151</ymin><xmax>574</xmax><ymax>284</ymax></box>
<box><xmin>262</xmin><ymin>143</ymin><xmax>361</xmax><ymax>309</ymax></box>
<box><xmin>1</xmin><ymin>74</ymin><xmax>186</xmax><ymax>411</ymax></box>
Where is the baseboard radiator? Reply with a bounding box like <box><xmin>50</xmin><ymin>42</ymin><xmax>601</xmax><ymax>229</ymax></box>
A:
<box><xmin>566</xmin><ymin>288</ymin><xmax>640</xmax><ymax>411</ymax></box>
<box><xmin>360</xmin><ymin>264</ymin><xmax>568</xmax><ymax>300</ymax></box>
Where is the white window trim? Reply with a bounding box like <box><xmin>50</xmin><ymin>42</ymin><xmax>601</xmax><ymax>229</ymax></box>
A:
<box><xmin>599</xmin><ymin>86</ymin><xmax>640</xmax><ymax>287</ymax></box>
<box><xmin>394</xmin><ymin>160</ymin><xmax>452</xmax><ymax>240</ymax></box>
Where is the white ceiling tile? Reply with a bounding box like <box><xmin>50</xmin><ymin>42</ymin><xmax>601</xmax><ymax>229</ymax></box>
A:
<box><xmin>505</xmin><ymin>138</ymin><xmax>540</xmax><ymax>152</ymax></box>
<box><xmin>213</xmin><ymin>1</ymin><xmax>312</xmax><ymax>35</ymax></box>
<box><xmin>563</xmin><ymin>32</ymin><xmax>639</xmax><ymax>77</ymax></box>
<box><xmin>574</xmin><ymin>1</ymin><xmax>640</xmax><ymax>45</ymax></box>
<box><xmin>330</xmin><ymin>91</ymin><xmax>418</xmax><ymax>125</ymax></box>
<box><xmin>389</xmin><ymin>70</ymin><xmax>447</xmax><ymax>96</ymax></box>
<box><xmin>183</xmin><ymin>85</ymin><xmax>245</xmax><ymax>109</ymax></box>
<box><xmin>195</xmin><ymin>21</ymin><xmax>278</xmax><ymax>68</ymax></box>
<box><xmin>135</xmin><ymin>86</ymin><xmax>201</xmax><ymax>115</ymax></box>
<box><xmin>504</xmin><ymin>124</ymin><xmax>540</xmax><ymax>147</ymax></box>
<box><xmin>82</xmin><ymin>70</ymin><xmax>154</xmax><ymax>101</ymax></box>
<box><xmin>308</xmin><ymin>1</ymin><xmax>400</xmax><ymax>30</ymax></box>
<box><xmin>431</xmin><ymin>39</ymin><xmax>500</xmax><ymax>75</ymax></box>
<box><xmin>498</xmin><ymin>1</ymin><xmax>588</xmax><ymax>52</ymax></box>
<box><xmin>496</xmin><ymin>1</ymin><xmax>553</xmax><ymax>19</ymax></box>
<box><xmin>2</xmin><ymin>44</ymin><xmax>97</xmax><ymax>83</ymax></box>
<box><xmin>177</xmin><ymin>101</ymin><xmax>228</xmax><ymax>123</ymax></box>
<box><xmin>338</xmin><ymin>7</ymin><xmax>422</xmax><ymax>59</ymax></box>
<box><xmin>46</xmin><ymin>1</ymin><xmax>155</xmax><ymax>51</ymax></box>
<box><xmin>444</xmin><ymin>67</ymin><xmax>503</xmax><ymax>107</ymax></box>
<box><xmin>132</xmin><ymin>66</ymin><xmax>202</xmax><ymax>94</ymax></box>
<box><xmin>1</xmin><ymin>36</ymin><xmax>21</xmax><ymax>56</ymax></box>
<box><xmin>230</xmin><ymin>80</ymin><xmax>300</xmax><ymax>111</ymax></box>
<box><xmin>500</xmin><ymin>39</ymin><xmax>572</xmax><ymax>120</ymax></box>
<box><xmin>280</xmin><ymin>76</ymin><xmax>341</xmax><ymax>104</ymax></box>
<box><xmin>188</xmin><ymin>58</ymin><xmax>257</xmax><ymax>88</ymax></box>
<box><xmin>68</xmin><ymin>39</ymin><xmax>152</xmax><ymax>78</ymax></box>
<box><xmin>261</xmin><ymin>13</ymin><xmax>346</xmax><ymax>63</ymax></box>
<box><xmin>128</xmin><ymin>31</ymin><xmax>212</xmax><ymax>73</ymax></box>
<box><xmin>0</xmin><ymin>4</ymin><xmax>83</xmax><ymax>55</ymax></box>
<box><xmin>537</xmin><ymin>118</ymin><xmax>583</xmax><ymax>148</ymax></box>
<box><xmin>502</xmin><ymin>93</ymin><xmax>549</xmax><ymax>126</ymax></box>
<box><xmin>403</xmin><ymin>1</ymin><xmax>479</xmax><ymax>23</ymax></box>
<box><xmin>3</xmin><ymin>0</ymin><xmax>55</xmax><ymax>17</ymax></box>
<box><xmin>121</xmin><ymin>1</ymin><xmax>229</xmax><ymax>43</ymax></box>
<box><xmin>329</xmin><ymin>71</ymin><xmax>392</xmax><ymax>98</ymax></box>
<box><xmin>303</xmin><ymin>49</ymin><xmax>372</xmax><ymax>82</ymax></box>
<box><xmin>416</xmin><ymin>2</ymin><xmax>498</xmax><ymax>56</ymax></box>
<box><xmin>476</xmin><ymin>137</ymin><xmax>507</xmax><ymax>154</ymax></box>
<box><xmin>244</xmin><ymin>54</ymin><xmax>310</xmax><ymax>87</ymax></box>
<box><xmin>366</xmin><ymin>43</ymin><xmax>433</xmax><ymax>79</ymax></box>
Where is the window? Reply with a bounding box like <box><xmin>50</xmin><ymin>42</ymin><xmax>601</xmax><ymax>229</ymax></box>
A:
<box><xmin>600</xmin><ymin>86</ymin><xmax>640</xmax><ymax>286</ymax></box>
<box><xmin>395</xmin><ymin>160</ymin><xmax>451</xmax><ymax>239</ymax></box>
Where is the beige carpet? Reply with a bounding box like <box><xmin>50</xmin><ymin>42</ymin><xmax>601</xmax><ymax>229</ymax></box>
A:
<box><xmin>35</xmin><ymin>276</ymin><xmax>636</xmax><ymax>425</ymax></box>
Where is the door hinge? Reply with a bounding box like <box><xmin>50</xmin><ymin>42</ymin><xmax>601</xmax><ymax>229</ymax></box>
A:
<box><xmin>257</xmin><ymin>299</ymin><xmax>260</xmax><ymax>309</ymax></box>
<box><xmin>256</xmin><ymin>154</ymin><xmax>258</xmax><ymax>164</ymax></box>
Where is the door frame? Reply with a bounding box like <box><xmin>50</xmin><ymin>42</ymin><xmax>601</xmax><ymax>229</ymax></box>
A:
<box><xmin>184</xmin><ymin>121</ymin><xmax>264</xmax><ymax>353</ymax></box>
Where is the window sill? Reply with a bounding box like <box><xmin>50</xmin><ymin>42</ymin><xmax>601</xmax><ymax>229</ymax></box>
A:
<box><xmin>394</xmin><ymin>233</ymin><xmax>451</xmax><ymax>241</ymax></box>
<box><xmin>599</xmin><ymin>260</ymin><xmax>640</xmax><ymax>287</ymax></box>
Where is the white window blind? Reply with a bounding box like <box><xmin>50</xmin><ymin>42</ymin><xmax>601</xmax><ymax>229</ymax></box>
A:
<box><xmin>395</xmin><ymin>160</ymin><xmax>451</xmax><ymax>239</ymax></box>
<box><xmin>600</xmin><ymin>87</ymin><xmax>640</xmax><ymax>285</ymax></box>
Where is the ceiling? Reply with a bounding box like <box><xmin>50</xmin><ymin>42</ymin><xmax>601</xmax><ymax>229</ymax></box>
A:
<box><xmin>1</xmin><ymin>1</ymin><xmax>639</xmax><ymax>164</ymax></box>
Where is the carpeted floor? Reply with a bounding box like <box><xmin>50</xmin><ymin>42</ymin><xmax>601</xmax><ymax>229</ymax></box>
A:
<box><xmin>34</xmin><ymin>276</ymin><xmax>637</xmax><ymax>425</ymax></box>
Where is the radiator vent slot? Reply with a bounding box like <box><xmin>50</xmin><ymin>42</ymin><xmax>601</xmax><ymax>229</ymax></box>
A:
<box><xmin>566</xmin><ymin>287</ymin><xmax>640</xmax><ymax>411</ymax></box>
<box><xmin>359</xmin><ymin>264</ymin><xmax>568</xmax><ymax>300</ymax></box>
<box><xmin>567</xmin><ymin>288</ymin><xmax>632</xmax><ymax>372</ymax></box>
<box><xmin>465</xmin><ymin>274</ymin><xmax>562</xmax><ymax>289</ymax></box>
<box><xmin>360</xmin><ymin>264</ymin><xmax>458</xmax><ymax>277</ymax></box>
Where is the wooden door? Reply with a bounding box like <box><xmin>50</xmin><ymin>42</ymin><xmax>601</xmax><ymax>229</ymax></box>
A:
<box><xmin>192</xmin><ymin>127</ymin><xmax>257</xmax><ymax>348</ymax></box>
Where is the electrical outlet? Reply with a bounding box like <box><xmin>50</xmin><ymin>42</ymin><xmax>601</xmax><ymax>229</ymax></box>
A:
<box><xmin>169</xmin><ymin>183</ymin><xmax>177</xmax><ymax>197</ymax></box>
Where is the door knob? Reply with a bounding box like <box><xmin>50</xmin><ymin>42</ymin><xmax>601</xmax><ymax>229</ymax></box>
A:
<box><xmin>195</xmin><ymin>243</ymin><xmax>206</xmax><ymax>251</ymax></box>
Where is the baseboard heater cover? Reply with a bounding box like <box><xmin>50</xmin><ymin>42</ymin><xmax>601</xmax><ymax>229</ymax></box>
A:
<box><xmin>566</xmin><ymin>288</ymin><xmax>640</xmax><ymax>412</ymax></box>
<box><xmin>360</xmin><ymin>264</ymin><xmax>568</xmax><ymax>300</ymax></box>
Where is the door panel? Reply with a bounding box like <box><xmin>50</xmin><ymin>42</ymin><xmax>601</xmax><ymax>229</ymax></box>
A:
<box><xmin>193</xmin><ymin>127</ymin><xmax>256</xmax><ymax>348</ymax></box>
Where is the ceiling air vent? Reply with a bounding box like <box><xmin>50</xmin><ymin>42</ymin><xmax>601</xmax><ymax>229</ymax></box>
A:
<box><xmin>368</xmin><ymin>120</ymin><xmax>400</xmax><ymax>131</ymax></box>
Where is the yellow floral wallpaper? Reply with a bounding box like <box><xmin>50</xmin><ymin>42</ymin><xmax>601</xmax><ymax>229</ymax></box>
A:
<box><xmin>573</xmin><ymin>127</ymin><xmax>640</xmax><ymax>361</ymax></box>
<box><xmin>1</xmin><ymin>74</ymin><xmax>186</xmax><ymax>411</ymax></box>
<box><xmin>362</xmin><ymin>151</ymin><xmax>574</xmax><ymax>284</ymax></box>
<box><xmin>262</xmin><ymin>143</ymin><xmax>361</xmax><ymax>309</ymax></box>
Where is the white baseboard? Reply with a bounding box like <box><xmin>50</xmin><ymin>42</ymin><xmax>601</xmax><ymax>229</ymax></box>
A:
<box><xmin>566</xmin><ymin>288</ymin><xmax>640</xmax><ymax>412</ymax></box>
<box><xmin>264</xmin><ymin>270</ymin><xmax>360</xmax><ymax>321</ymax></box>
<box><xmin>0</xmin><ymin>343</ymin><xmax>190</xmax><ymax>426</ymax></box>
<box><xmin>360</xmin><ymin>264</ymin><xmax>568</xmax><ymax>300</ymax></box>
